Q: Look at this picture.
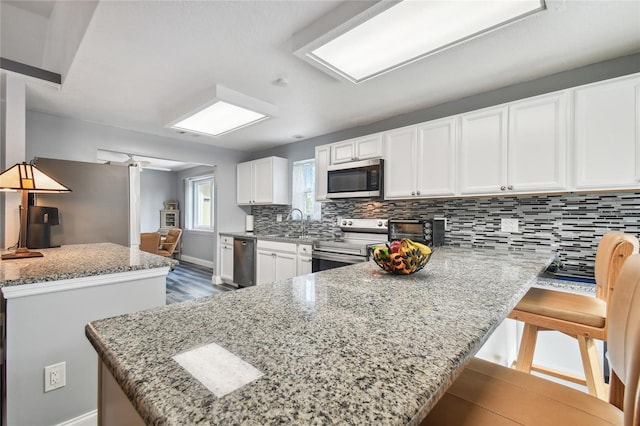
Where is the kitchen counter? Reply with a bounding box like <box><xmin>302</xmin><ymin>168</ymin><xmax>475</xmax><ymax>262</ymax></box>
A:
<box><xmin>86</xmin><ymin>246</ymin><xmax>553</xmax><ymax>425</ymax></box>
<box><xmin>0</xmin><ymin>242</ymin><xmax>176</xmax><ymax>288</ymax></box>
<box><xmin>221</xmin><ymin>232</ymin><xmax>591</xmax><ymax>293</ymax></box>
<box><xmin>220</xmin><ymin>231</ymin><xmax>318</xmax><ymax>244</ymax></box>
<box><xmin>0</xmin><ymin>242</ymin><xmax>174</xmax><ymax>425</ymax></box>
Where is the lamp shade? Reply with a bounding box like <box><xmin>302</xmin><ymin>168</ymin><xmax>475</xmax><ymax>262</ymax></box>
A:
<box><xmin>0</xmin><ymin>162</ymin><xmax>71</xmax><ymax>193</ymax></box>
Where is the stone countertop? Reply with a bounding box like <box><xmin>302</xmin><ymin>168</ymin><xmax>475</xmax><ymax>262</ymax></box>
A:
<box><xmin>86</xmin><ymin>247</ymin><xmax>552</xmax><ymax>425</ymax></box>
<box><xmin>0</xmin><ymin>242</ymin><xmax>176</xmax><ymax>287</ymax></box>
<box><xmin>220</xmin><ymin>231</ymin><xmax>317</xmax><ymax>244</ymax></box>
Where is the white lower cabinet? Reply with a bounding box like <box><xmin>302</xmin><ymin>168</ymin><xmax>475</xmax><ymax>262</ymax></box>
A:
<box><xmin>297</xmin><ymin>244</ymin><xmax>313</xmax><ymax>276</ymax></box>
<box><xmin>256</xmin><ymin>240</ymin><xmax>297</xmax><ymax>285</ymax></box>
<box><xmin>219</xmin><ymin>236</ymin><xmax>234</xmax><ymax>283</ymax></box>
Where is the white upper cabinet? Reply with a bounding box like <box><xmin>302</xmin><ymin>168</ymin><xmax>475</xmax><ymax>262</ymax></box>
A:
<box><xmin>330</xmin><ymin>134</ymin><xmax>383</xmax><ymax>164</ymax></box>
<box><xmin>573</xmin><ymin>74</ymin><xmax>640</xmax><ymax>190</ymax></box>
<box><xmin>384</xmin><ymin>126</ymin><xmax>418</xmax><ymax>199</ymax></box>
<box><xmin>315</xmin><ymin>145</ymin><xmax>330</xmax><ymax>201</ymax></box>
<box><xmin>384</xmin><ymin>118</ymin><xmax>457</xmax><ymax>199</ymax></box>
<box><xmin>508</xmin><ymin>92</ymin><xmax>567</xmax><ymax>192</ymax></box>
<box><xmin>237</xmin><ymin>156</ymin><xmax>289</xmax><ymax>205</ymax></box>
<box><xmin>459</xmin><ymin>92</ymin><xmax>567</xmax><ymax>195</ymax></box>
<box><xmin>416</xmin><ymin>118</ymin><xmax>457</xmax><ymax>197</ymax></box>
<box><xmin>459</xmin><ymin>106</ymin><xmax>509</xmax><ymax>195</ymax></box>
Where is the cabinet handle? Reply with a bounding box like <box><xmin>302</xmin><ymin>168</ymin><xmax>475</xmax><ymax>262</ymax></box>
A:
<box><xmin>500</xmin><ymin>186</ymin><xmax>506</xmax><ymax>191</ymax></box>
<box><xmin>507</xmin><ymin>185</ymin><xmax>513</xmax><ymax>190</ymax></box>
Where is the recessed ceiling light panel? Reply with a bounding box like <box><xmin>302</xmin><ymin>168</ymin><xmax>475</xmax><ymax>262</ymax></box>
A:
<box><xmin>166</xmin><ymin>84</ymin><xmax>277</xmax><ymax>137</ymax></box>
<box><xmin>295</xmin><ymin>0</ymin><xmax>546</xmax><ymax>84</ymax></box>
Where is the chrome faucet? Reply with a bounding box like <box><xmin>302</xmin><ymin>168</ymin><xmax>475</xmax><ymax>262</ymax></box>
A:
<box><xmin>286</xmin><ymin>208</ymin><xmax>305</xmax><ymax>237</ymax></box>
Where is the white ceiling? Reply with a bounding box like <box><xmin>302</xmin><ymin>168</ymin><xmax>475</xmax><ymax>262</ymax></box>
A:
<box><xmin>1</xmin><ymin>0</ymin><xmax>639</xmax><ymax>153</ymax></box>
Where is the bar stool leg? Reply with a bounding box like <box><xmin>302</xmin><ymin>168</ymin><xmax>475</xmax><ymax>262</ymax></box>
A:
<box><xmin>577</xmin><ymin>335</ymin><xmax>607</xmax><ymax>400</ymax></box>
<box><xmin>515</xmin><ymin>323</ymin><xmax>538</xmax><ymax>373</ymax></box>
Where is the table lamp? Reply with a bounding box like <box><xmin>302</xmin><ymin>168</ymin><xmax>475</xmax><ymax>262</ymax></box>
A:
<box><xmin>0</xmin><ymin>162</ymin><xmax>71</xmax><ymax>260</ymax></box>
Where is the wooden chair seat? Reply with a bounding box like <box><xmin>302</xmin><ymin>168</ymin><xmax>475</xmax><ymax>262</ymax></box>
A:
<box><xmin>422</xmin><ymin>357</ymin><xmax>622</xmax><ymax>425</ymax></box>
<box><xmin>513</xmin><ymin>287</ymin><xmax>606</xmax><ymax>328</ymax></box>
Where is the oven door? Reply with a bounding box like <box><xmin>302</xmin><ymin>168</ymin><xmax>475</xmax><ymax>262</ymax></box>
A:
<box><xmin>312</xmin><ymin>251</ymin><xmax>366</xmax><ymax>272</ymax></box>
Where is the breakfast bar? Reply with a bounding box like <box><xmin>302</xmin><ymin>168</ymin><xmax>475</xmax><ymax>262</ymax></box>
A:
<box><xmin>86</xmin><ymin>247</ymin><xmax>553</xmax><ymax>425</ymax></box>
<box><xmin>0</xmin><ymin>243</ymin><xmax>174</xmax><ymax>426</ymax></box>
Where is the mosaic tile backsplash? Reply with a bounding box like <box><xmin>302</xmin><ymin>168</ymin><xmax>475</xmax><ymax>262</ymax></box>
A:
<box><xmin>251</xmin><ymin>191</ymin><xmax>640</xmax><ymax>279</ymax></box>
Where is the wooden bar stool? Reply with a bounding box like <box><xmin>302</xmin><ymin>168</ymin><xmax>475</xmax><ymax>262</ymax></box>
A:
<box><xmin>508</xmin><ymin>232</ymin><xmax>639</xmax><ymax>399</ymax></box>
<box><xmin>422</xmin><ymin>253</ymin><xmax>640</xmax><ymax>425</ymax></box>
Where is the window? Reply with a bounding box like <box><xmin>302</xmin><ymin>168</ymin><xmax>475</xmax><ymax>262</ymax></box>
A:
<box><xmin>292</xmin><ymin>159</ymin><xmax>321</xmax><ymax>221</ymax></box>
<box><xmin>186</xmin><ymin>175</ymin><xmax>214</xmax><ymax>231</ymax></box>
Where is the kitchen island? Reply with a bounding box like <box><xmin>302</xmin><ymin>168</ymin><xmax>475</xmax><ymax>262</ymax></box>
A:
<box><xmin>86</xmin><ymin>246</ymin><xmax>552</xmax><ymax>425</ymax></box>
<box><xmin>0</xmin><ymin>243</ymin><xmax>175</xmax><ymax>426</ymax></box>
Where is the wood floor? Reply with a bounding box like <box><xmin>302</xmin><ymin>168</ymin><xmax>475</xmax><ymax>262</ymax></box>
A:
<box><xmin>166</xmin><ymin>261</ymin><xmax>235</xmax><ymax>304</ymax></box>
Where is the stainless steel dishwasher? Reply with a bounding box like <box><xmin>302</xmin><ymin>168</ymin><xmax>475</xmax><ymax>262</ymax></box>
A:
<box><xmin>233</xmin><ymin>237</ymin><xmax>255</xmax><ymax>287</ymax></box>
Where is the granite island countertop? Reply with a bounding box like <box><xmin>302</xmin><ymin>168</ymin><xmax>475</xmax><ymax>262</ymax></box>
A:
<box><xmin>0</xmin><ymin>242</ymin><xmax>176</xmax><ymax>288</ymax></box>
<box><xmin>86</xmin><ymin>246</ymin><xmax>553</xmax><ymax>425</ymax></box>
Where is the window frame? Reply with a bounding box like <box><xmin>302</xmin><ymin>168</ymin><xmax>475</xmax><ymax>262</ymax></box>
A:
<box><xmin>291</xmin><ymin>159</ymin><xmax>321</xmax><ymax>221</ymax></box>
<box><xmin>185</xmin><ymin>174</ymin><xmax>215</xmax><ymax>232</ymax></box>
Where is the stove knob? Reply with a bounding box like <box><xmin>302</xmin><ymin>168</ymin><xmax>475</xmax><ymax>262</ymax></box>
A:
<box><xmin>377</xmin><ymin>221</ymin><xmax>383</xmax><ymax>227</ymax></box>
<box><xmin>341</xmin><ymin>220</ymin><xmax>347</xmax><ymax>226</ymax></box>
<box><xmin>347</xmin><ymin>220</ymin><xmax>353</xmax><ymax>226</ymax></box>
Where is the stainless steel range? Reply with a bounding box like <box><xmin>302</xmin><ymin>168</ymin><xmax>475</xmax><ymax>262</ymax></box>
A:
<box><xmin>312</xmin><ymin>218</ymin><xmax>388</xmax><ymax>272</ymax></box>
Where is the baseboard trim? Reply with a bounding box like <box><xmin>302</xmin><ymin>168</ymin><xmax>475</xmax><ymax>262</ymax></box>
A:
<box><xmin>180</xmin><ymin>255</ymin><xmax>214</xmax><ymax>269</ymax></box>
<box><xmin>54</xmin><ymin>410</ymin><xmax>97</xmax><ymax>426</ymax></box>
<box><xmin>212</xmin><ymin>275</ymin><xmax>223</xmax><ymax>284</ymax></box>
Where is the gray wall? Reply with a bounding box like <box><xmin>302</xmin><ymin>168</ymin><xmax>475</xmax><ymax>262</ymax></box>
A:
<box><xmin>24</xmin><ymin>110</ymin><xmax>249</xmax><ymax>268</ymax></box>
<box><xmin>34</xmin><ymin>158</ymin><xmax>130</xmax><ymax>246</ymax></box>
<box><xmin>140</xmin><ymin>169</ymin><xmax>178</xmax><ymax>232</ymax></box>
<box><xmin>176</xmin><ymin>164</ymin><xmax>217</xmax><ymax>263</ymax></box>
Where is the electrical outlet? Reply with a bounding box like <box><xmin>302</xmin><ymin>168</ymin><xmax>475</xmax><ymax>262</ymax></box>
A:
<box><xmin>501</xmin><ymin>218</ymin><xmax>519</xmax><ymax>233</ymax></box>
<box><xmin>44</xmin><ymin>362</ymin><xmax>66</xmax><ymax>392</ymax></box>
<box><xmin>276</xmin><ymin>214</ymin><xmax>282</xmax><ymax>222</ymax></box>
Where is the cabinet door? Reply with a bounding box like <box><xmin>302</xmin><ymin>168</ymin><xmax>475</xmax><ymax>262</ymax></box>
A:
<box><xmin>331</xmin><ymin>140</ymin><xmax>355</xmax><ymax>164</ymax></box>
<box><xmin>459</xmin><ymin>106</ymin><xmax>508</xmax><ymax>195</ymax></box>
<box><xmin>416</xmin><ymin>118</ymin><xmax>457</xmax><ymax>197</ymax></box>
<box><xmin>384</xmin><ymin>126</ymin><xmax>418</xmax><ymax>199</ymax></box>
<box><xmin>253</xmin><ymin>157</ymin><xmax>274</xmax><ymax>204</ymax></box>
<box><xmin>297</xmin><ymin>256</ymin><xmax>312</xmax><ymax>276</ymax></box>
<box><xmin>256</xmin><ymin>250</ymin><xmax>275</xmax><ymax>285</ymax></box>
<box><xmin>315</xmin><ymin>145</ymin><xmax>330</xmax><ymax>201</ymax></box>
<box><xmin>275</xmin><ymin>252</ymin><xmax>297</xmax><ymax>281</ymax></box>
<box><xmin>220</xmin><ymin>243</ymin><xmax>234</xmax><ymax>282</ymax></box>
<box><xmin>574</xmin><ymin>75</ymin><xmax>640</xmax><ymax>190</ymax></box>
<box><xmin>355</xmin><ymin>134</ymin><xmax>383</xmax><ymax>160</ymax></box>
<box><xmin>508</xmin><ymin>92</ymin><xmax>567</xmax><ymax>192</ymax></box>
<box><xmin>237</xmin><ymin>161</ymin><xmax>254</xmax><ymax>205</ymax></box>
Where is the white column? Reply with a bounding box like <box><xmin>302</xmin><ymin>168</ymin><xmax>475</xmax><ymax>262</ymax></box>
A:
<box><xmin>2</xmin><ymin>74</ymin><xmax>27</xmax><ymax>250</ymax></box>
<box><xmin>128</xmin><ymin>165</ymin><xmax>141</xmax><ymax>248</ymax></box>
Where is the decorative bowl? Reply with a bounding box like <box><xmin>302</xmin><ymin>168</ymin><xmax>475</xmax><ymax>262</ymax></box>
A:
<box><xmin>370</xmin><ymin>240</ymin><xmax>432</xmax><ymax>275</ymax></box>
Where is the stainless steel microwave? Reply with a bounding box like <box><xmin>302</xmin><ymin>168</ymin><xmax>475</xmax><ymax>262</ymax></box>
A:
<box><xmin>327</xmin><ymin>158</ymin><xmax>383</xmax><ymax>199</ymax></box>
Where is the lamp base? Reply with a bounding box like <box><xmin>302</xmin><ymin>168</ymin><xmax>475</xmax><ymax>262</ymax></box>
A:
<box><xmin>1</xmin><ymin>247</ymin><xmax>44</xmax><ymax>260</ymax></box>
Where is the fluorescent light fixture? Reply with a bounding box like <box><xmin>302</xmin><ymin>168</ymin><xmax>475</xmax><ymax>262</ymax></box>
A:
<box><xmin>167</xmin><ymin>84</ymin><xmax>277</xmax><ymax>137</ymax></box>
<box><xmin>295</xmin><ymin>0</ymin><xmax>546</xmax><ymax>83</ymax></box>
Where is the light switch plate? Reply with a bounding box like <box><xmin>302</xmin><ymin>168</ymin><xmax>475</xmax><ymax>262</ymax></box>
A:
<box><xmin>276</xmin><ymin>214</ymin><xmax>282</xmax><ymax>222</ymax></box>
<box><xmin>501</xmin><ymin>218</ymin><xmax>519</xmax><ymax>233</ymax></box>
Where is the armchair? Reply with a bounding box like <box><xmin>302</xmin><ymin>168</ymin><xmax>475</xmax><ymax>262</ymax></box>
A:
<box><xmin>158</xmin><ymin>228</ymin><xmax>182</xmax><ymax>258</ymax></box>
<box><xmin>139</xmin><ymin>232</ymin><xmax>161</xmax><ymax>254</ymax></box>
